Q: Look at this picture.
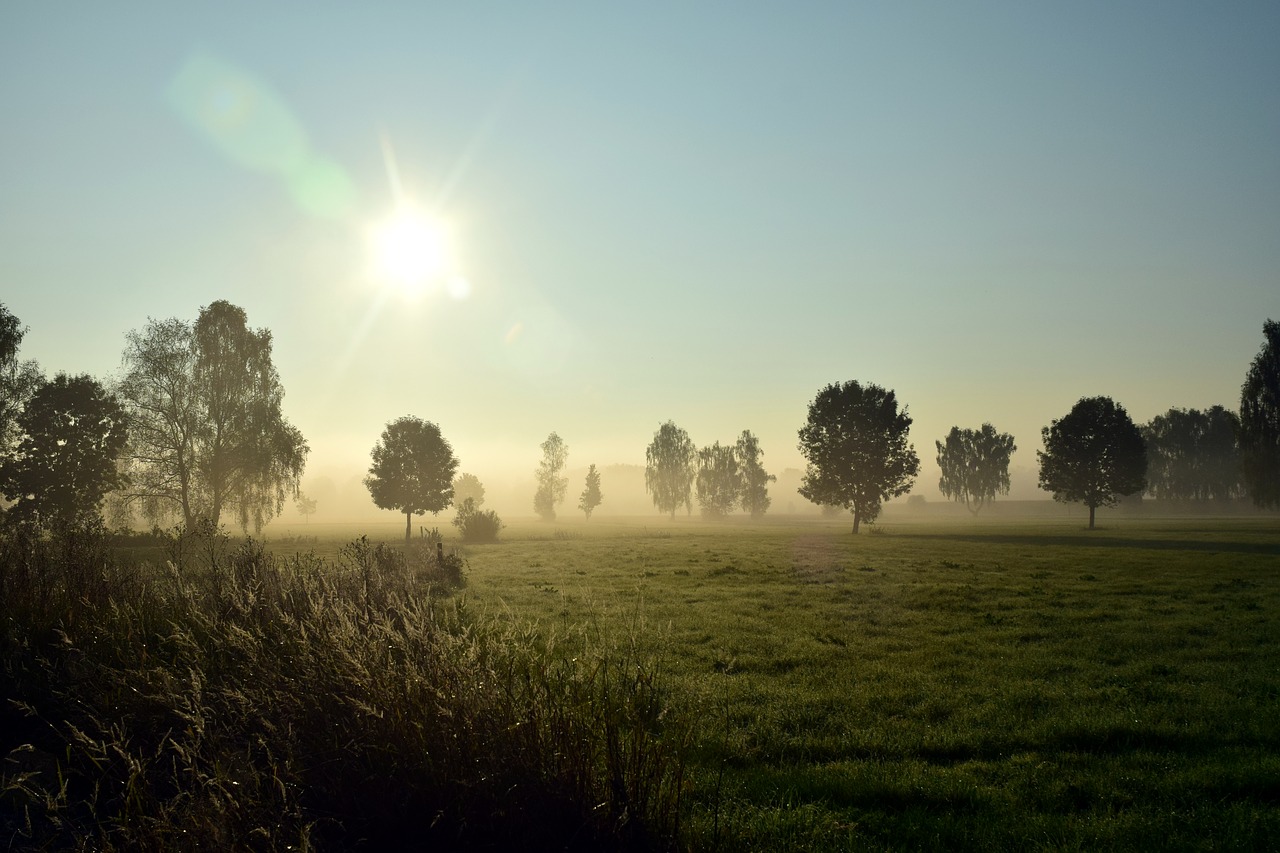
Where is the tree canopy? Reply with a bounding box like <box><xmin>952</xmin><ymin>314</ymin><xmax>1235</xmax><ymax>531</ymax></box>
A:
<box><xmin>1037</xmin><ymin>396</ymin><xmax>1147</xmax><ymax>528</ymax></box>
<box><xmin>797</xmin><ymin>381</ymin><xmax>920</xmax><ymax>534</ymax></box>
<box><xmin>0</xmin><ymin>373</ymin><xmax>128</xmax><ymax>531</ymax></box>
<box><xmin>695</xmin><ymin>441</ymin><xmax>741</xmax><ymax>518</ymax></box>
<box><xmin>117</xmin><ymin>301</ymin><xmax>308</xmax><ymax>532</ymax></box>
<box><xmin>645</xmin><ymin>421</ymin><xmax>696</xmax><ymax>518</ymax></box>
<box><xmin>1142</xmin><ymin>406</ymin><xmax>1243</xmax><ymax>501</ymax></box>
<box><xmin>1240</xmin><ymin>319</ymin><xmax>1280</xmax><ymax>508</ymax></box>
<box><xmin>736</xmin><ymin>429</ymin><xmax>776</xmax><ymax>518</ymax></box>
<box><xmin>533</xmin><ymin>432</ymin><xmax>569</xmax><ymax>521</ymax></box>
<box><xmin>452</xmin><ymin>472</ymin><xmax>486</xmax><ymax>509</ymax></box>
<box><xmin>935</xmin><ymin>423</ymin><xmax>1016</xmax><ymax>513</ymax></box>
<box><xmin>365</xmin><ymin>416</ymin><xmax>458</xmax><ymax>542</ymax></box>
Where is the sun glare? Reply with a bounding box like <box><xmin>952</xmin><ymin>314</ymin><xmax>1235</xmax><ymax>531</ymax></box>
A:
<box><xmin>368</xmin><ymin>206</ymin><xmax>452</xmax><ymax>296</ymax></box>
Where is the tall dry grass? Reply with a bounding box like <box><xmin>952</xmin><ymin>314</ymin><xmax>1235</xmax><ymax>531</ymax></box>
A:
<box><xmin>1</xmin><ymin>524</ymin><xmax>689</xmax><ymax>851</ymax></box>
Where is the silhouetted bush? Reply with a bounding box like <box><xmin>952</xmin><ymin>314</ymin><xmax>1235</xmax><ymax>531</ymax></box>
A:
<box><xmin>453</xmin><ymin>497</ymin><xmax>504</xmax><ymax>543</ymax></box>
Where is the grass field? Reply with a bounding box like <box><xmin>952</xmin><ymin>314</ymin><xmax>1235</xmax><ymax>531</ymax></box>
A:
<box><xmin>261</xmin><ymin>513</ymin><xmax>1280</xmax><ymax>850</ymax></box>
<box><xmin>5</xmin><ymin>513</ymin><xmax>1278</xmax><ymax>850</ymax></box>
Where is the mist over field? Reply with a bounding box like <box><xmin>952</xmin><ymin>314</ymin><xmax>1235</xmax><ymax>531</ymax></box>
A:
<box><xmin>3</xmin><ymin>4</ymin><xmax>1280</xmax><ymax>850</ymax></box>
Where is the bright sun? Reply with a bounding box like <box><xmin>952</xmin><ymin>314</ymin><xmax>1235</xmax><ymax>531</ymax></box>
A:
<box><xmin>368</xmin><ymin>205</ymin><xmax>452</xmax><ymax>296</ymax></box>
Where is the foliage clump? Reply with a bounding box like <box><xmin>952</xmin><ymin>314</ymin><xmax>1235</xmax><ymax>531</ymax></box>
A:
<box><xmin>453</xmin><ymin>497</ymin><xmax>504</xmax><ymax>543</ymax></box>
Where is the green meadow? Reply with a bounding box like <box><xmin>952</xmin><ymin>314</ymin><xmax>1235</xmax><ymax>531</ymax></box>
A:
<box><xmin>4</xmin><ymin>513</ymin><xmax>1278</xmax><ymax>850</ymax></box>
<box><xmin>279</xmin><ymin>513</ymin><xmax>1279</xmax><ymax>850</ymax></box>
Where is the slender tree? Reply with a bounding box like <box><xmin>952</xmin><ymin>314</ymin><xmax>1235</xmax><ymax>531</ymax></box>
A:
<box><xmin>935</xmin><ymin>423</ymin><xmax>1017</xmax><ymax>513</ymax></box>
<box><xmin>117</xmin><ymin>301</ymin><xmax>308</xmax><ymax>532</ymax></box>
<box><xmin>645</xmin><ymin>421</ymin><xmax>696</xmax><ymax>519</ymax></box>
<box><xmin>736</xmin><ymin>429</ymin><xmax>776</xmax><ymax>518</ymax></box>
<box><xmin>1038</xmin><ymin>396</ymin><xmax>1147</xmax><ymax>529</ymax></box>
<box><xmin>0</xmin><ymin>373</ymin><xmax>128</xmax><ymax>530</ymax></box>
<box><xmin>798</xmin><ymin>381</ymin><xmax>920</xmax><ymax>534</ymax></box>
<box><xmin>0</xmin><ymin>303</ymin><xmax>42</xmax><ymax>462</ymax></box>
<box><xmin>533</xmin><ymin>432</ymin><xmax>569</xmax><ymax>521</ymax></box>
<box><xmin>365</xmin><ymin>416</ymin><xmax>458</xmax><ymax>542</ymax></box>
<box><xmin>294</xmin><ymin>492</ymin><xmax>317</xmax><ymax>522</ymax></box>
<box><xmin>579</xmin><ymin>463</ymin><xmax>603</xmax><ymax>520</ymax></box>
<box><xmin>1240</xmin><ymin>319</ymin><xmax>1280</xmax><ymax>508</ymax></box>
<box><xmin>695</xmin><ymin>441</ymin><xmax>741</xmax><ymax>518</ymax></box>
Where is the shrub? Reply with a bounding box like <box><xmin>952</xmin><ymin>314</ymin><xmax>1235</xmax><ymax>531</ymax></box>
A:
<box><xmin>453</xmin><ymin>497</ymin><xmax>503</xmax><ymax>543</ymax></box>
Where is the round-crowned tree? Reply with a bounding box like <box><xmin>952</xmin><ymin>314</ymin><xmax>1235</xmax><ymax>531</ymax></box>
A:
<box><xmin>797</xmin><ymin>380</ymin><xmax>920</xmax><ymax>534</ymax></box>
<box><xmin>1037</xmin><ymin>396</ymin><xmax>1146</xmax><ymax>529</ymax></box>
<box><xmin>365</xmin><ymin>417</ymin><xmax>459</xmax><ymax>542</ymax></box>
<box><xmin>0</xmin><ymin>373</ymin><xmax>127</xmax><ymax>531</ymax></box>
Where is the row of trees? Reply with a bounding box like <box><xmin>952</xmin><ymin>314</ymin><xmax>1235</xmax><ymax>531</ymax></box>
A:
<box><xmin>0</xmin><ymin>301</ymin><xmax>308</xmax><ymax>534</ymax></box>
<box><xmin>3</xmin><ymin>297</ymin><xmax>1276</xmax><ymax>537</ymax></box>
<box><xmin>934</xmin><ymin>405</ymin><xmax>1258</xmax><ymax>516</ymax></box>
<box><xmin>531</xmin><ymin>432</ymin><xmax>603</xmax><ymax>521</ymax></box>
<box><xmin>643</xmin><ymin>424</ymin><xmax>776</xmax><ymax>519</ymax></box>
<box><xmin>363</xmin><ymin>424</ymin><xmax>607</xmax><ymax>540</ymax></box>
<box><xmin>792</xmin><ymin>318</ymin><xmax>1278</xmax><ymax>533</ymax></box>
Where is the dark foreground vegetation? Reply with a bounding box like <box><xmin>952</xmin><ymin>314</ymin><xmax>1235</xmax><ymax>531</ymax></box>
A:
<box><xmin>1</xmin><ymin>525</ymin><xmax>687</xmax><ymax>851</ymax></box>
<box><xmin>4</xmin><ymin>516</ymin><xmax>1280</xmax><ymax>851</ymax></box>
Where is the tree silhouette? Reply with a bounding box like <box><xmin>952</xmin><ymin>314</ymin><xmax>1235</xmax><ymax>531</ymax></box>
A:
<box><xmin>798</xmin><ymin>381</ymin><xmax>920</xmax><ymax>534</ymax></box>
<box><xmin>452</xmin><ymin>472</ymin><xmax>486</xmax><ymax>509</ymax></box>
<box><xmin>117</xmin><ymin>301</ymin><xmax>307</xmax><ymax>532</ymax></box>
<box><xmin>365</xmin><ymin>416</ymin><xmax>458</xmax><ymax>542</ymax></box>
<box><xmin>294</xmin><ymin>492</ymin><xmax>317</xmax><ymax>522</ymax></box>
<box><xmin>1038</xmin><ymin>396</ymin><xmax>1146</xmax><ymax>529</ymax></box>
<box><xmin>645</xmin><ymin>421</ymin><xmax>696</xmax><ymax>519</ymax></box>
<box><xmin>579</xmin><ymin>463</ymin><xmax>603</xmax><ymax>520</ymax></box>
<box><xmin>695</xmin><ymin>441</ymin><xmax>740</xmax><ymax>518</ymax></box>
<box><xmin>0</xmin><ymin>373</ymin><xmax>127</xmax><ymax>531</ymax></box>
<box><xmin>736</xmin><ymin>429</ymin><xmax>776</xmax><ymax>518</ymax></box>
<box><xmin>0</xmin><ymin>303</ymin><xmax>42</xmax><ymax>462</ymax></box>
<box><xmin>935</xmin><ymin>423</ymin><xmax>1016</xmax><ymax>513</ymax></box>
<box><xmin>533</xmin><ymin>432</ymin><xmax>568</xmax><ymax>521</ymax></box>
<box><xmin>1240</xmin><ymin>319</ymin><xmax>1280</xmax><ymax>509</ymax></box>
<box><xmin>1142</xmin><ymin>407</ymin><xmax>1243</xmax><ymax>501</ymax></box>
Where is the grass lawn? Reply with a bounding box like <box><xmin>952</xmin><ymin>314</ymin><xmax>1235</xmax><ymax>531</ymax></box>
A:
<box><xmin>267</xmin><ymin>513</ymin><xmax>1280</xmax><ymax>850</ymax></box>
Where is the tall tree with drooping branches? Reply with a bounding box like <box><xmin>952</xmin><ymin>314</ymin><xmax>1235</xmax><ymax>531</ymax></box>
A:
<box><xmin>645</xmin><ymin>421</ymin><xmax>696</xmax><ymax>519</ymax></box>
<box><xmin>117</xmin><ymin>301</ymin><xmax>308</xmax><ymax>532</ymax></box>
<box><xmin>936</xmin><ymin>423</ymin><xmax>1017</xmax><ymax>513</ymax></box>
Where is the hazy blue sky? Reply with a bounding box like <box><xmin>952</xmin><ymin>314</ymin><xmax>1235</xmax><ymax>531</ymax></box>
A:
<box><xmin>3</xmin><ymin>3</ymin><xmax>1277</xmax><ymax>517</ymax></box>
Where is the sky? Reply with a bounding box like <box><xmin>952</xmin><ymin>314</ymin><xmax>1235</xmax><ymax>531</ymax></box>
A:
<box><xmin>2</xmin><ymin>2</ymin><xmax>1278</xmax><ymax>520</ymax></box>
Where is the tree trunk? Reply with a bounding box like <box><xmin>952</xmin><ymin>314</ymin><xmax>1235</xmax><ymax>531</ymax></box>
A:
<box><xmin>851</xmin><ymin>509</ymin><xmax>861</xmax><ymax>535</ymax></box>
<box><xmin>1088</xmin><ymin>504</ymin><xmax>1096</xmax><ymax>529</ymax></box>
<box><xmin>405</xmin><ymin>511</ymin><xmax>412</xmax><ymax>543</ymax></box>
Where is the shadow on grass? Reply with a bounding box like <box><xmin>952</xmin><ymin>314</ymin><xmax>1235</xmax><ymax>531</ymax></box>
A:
<box><xmin>893</xmin><ymin>531</ymin><xmax>1280</xmax><ymax>556</ymax></box>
